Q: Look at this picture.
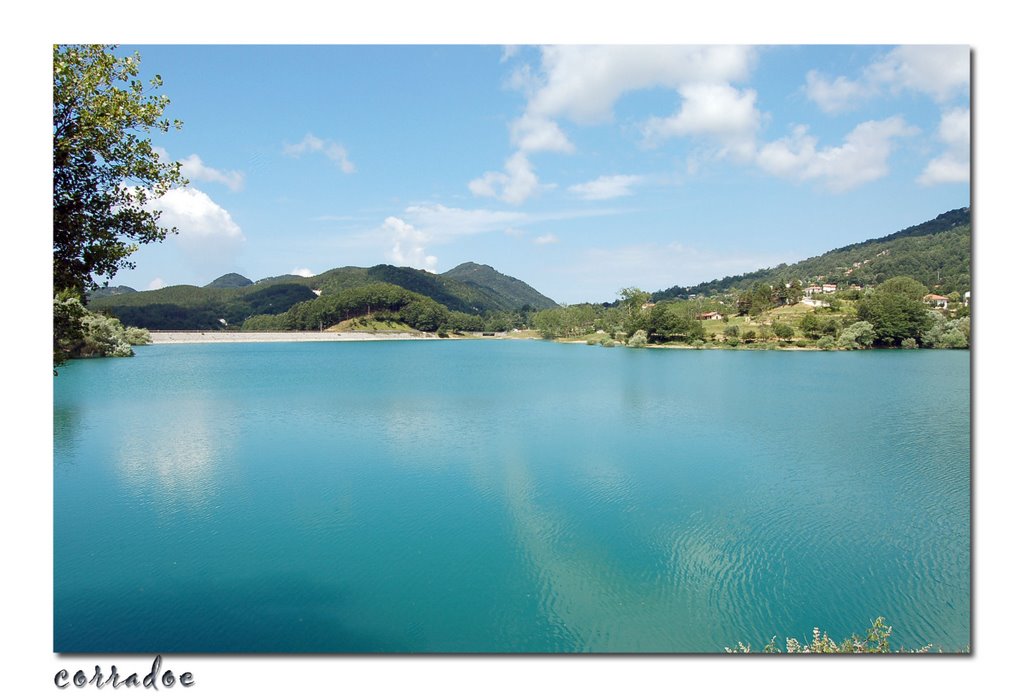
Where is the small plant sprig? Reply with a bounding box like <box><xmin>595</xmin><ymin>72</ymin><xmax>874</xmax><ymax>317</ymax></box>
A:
<box><xmin>726</xmin><ymin>617</ymin><xmax>937</xmax><ymax>654</ymax></box>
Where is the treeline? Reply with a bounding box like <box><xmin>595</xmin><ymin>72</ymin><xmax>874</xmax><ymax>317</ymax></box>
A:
<box><xmin>531</xmin><ymin>293</ymin><xmax>707</xmax><ymax>345</ymax></box>
<box><xmin>241</xmin><ymin>283</ymin><xmax>531</xmax><ymax>334</ymax></box>
<box><xmin>652</xmin><ymin>211</ymin><xmax>970</xmax><ymax>301</ymax></box>
<box><xmin>90</xmin><ymin>282</ymin><xmax>317</xmax><ymax>330</ymax></box>
<box><xmin>530</xmin><ymin>277</ymin><xmax>970</xmax><ymax>350</ymax></box>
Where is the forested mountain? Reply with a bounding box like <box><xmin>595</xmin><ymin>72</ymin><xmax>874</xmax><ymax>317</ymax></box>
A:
<box><xmin>87</xmin><ymin>285</ymin><xmax>138</xmax><ymax>300</ymax></box>
<box><xmin>88</xmin><ymin>262</ymin><xmax>557</xmax><ymax>330</ymax></box>
<box><xmin>205</xmin><ymin>273</ymin><xmax>253</xmax><ymax>288</ymax></box>
<box><xmin>441</xmin><ymin>262</ymin><xmax>558</xmax><ymax>312</ymax></box>
<box><xmin>652</xmin><ymin>208</ymin><xmax>971</xmax><ymax>301</ymax></box>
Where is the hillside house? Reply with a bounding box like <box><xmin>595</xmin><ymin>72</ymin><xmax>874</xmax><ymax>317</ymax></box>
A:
<box><xmin>822</xmin><ymin>283</ymin><xmax>837</xmax><ymax>293</ymax></box>
<box><xmin>804</xmin><ymin>285</ymin><xmax>823</xmax><ymax>296</ymax></box>
<box><xmin>923</xmin><ymin>293</ymin><xmax>949</xmax><ymax>309</ymax></box>
<box><xmin>699</xmin><ymin>311</ymin><xmax>723</xmax><ymax>321</ymax></box>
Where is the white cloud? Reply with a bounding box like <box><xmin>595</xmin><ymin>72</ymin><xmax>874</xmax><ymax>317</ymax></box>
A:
<box><xmin>804</xmin><ymin>71</ymin><xmax>872</xmax><ymax>115</ymax></box>
<box><xmin>282</xmin><ymin>133</ymin><xmax>325</xmax><ymax>156</ymax></box>
<box><xmin>869</xmin><ymin>46</ymin><xmax>970</xmax><ymax>102</ymax></box>
<box><xmin>468</xmin><ymin>151</ymin><xmax>542</xmax><ymax>204</ymax></box>
<box><xmin>283</xmin><ymin>133</ymin><xmax>356</xmax><ymax>173</ymax></box>
<box><xmin>642</xmin><ymin>82</ymin><xmax>761</xmax><ymax>158</ymax></box>
<box><xmin>147</xmin><ymin>278</ymin><xmax>166</xmax><ymax>290</ymax></box>
<box><xmin>918</xmin><ymin>107</ymin><xmax>971</xmax><ymax>185</ymax></box>
<box><xmin>153</xmin><ymin>148</ymin><xmax>245</xmax><ymax>191</ymax></box>
<box><xmin>179</xmin><ymin>154</ymin><xmax>245</xmax><ymax>192</ymax></box>
<box><xmin>403</xmin><ymin>203</ymin><xmax>528</xmax><ymax>238</ymax></box>
<box><xmin>526</xmin><ymin>45</ymin><xmax>756</xmax><ymax>124</ymax></box>
<box><xmin>382</xmin><ymin>216</ymin><xmax>438</xmax><ymax>272</ymax></box>
<box><xmin>806</xmin><ymin>45</ymin><xmax>969</xmax><ymax>113</ymax></box>
<box><xmin>500</xmin><ymin>45</ymin><xmax>521</xmax><ymax>63</ymax></box>
<box><xmin>510</xmin><ymin>115</ymin><xmax>574</xmax><ymax>154</ymax></box>
<box><xmin>472</xmin><ymin>46</ymin><xmax>759</xmax><ymax>205</ymax></box>
<box><xmin>568</xmin><ymin>174</ymin><xmax>644</xmax><ymax>201</ymax></box>
<box><xmin>147</xmin><ymin>187</ymin><xmax>246</xmax><ymax>275</ymax></box>
<box><xmin>291</xmin><ymin>267</ymin><xmax>315</xmax><ymax>277</ymax></box>
<box><xmin>534</xmin><ymin>234</ymin><xmax>558</xmax><ymax>245</ymax></box>
<box><xmin>152</xmin><ymin>187</ymin><xmax>244</xmax><ymax>242</ymax></box>
<box><xmin>756</xmin><ymin>117</ymin><xmax>918</xmax><ymax>192</ymax></box>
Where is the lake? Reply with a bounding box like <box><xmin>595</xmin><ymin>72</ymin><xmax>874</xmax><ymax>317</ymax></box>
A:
<box><xmin>53</xmin><ymin>340</ymin><xmax>970</xmax><ymax>652</ymax></box>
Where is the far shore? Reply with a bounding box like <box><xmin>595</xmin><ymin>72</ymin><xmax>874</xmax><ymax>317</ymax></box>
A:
<box><xmin>148</xmin><ymin>330</ymin><xmax>439</xmax><ymax>344</ymax></box>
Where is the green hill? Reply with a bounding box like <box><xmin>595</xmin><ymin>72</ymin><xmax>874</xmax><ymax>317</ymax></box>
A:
<box><xmin>87</xmin><ymin>285</ymin><xmax>138</xmax><ymax>300</ymax></box>
<box><xmin>205</xmin><ymin>273</ymin><xmax>253</xmax><ymax>289</ymax></box>
<box><xmin>441</xmin><ymin>262</ymin><xmax>559</xmax><ymax>311</ymax></box>
<box><xmin>652</xmin><ymin>207</ymin><xmax>971</xmax><ymax>301</ymax></box>
<box><xmin>88</xmin><ymin>262</ymin><xmax>557</xmax><ymax>330</ymax></box>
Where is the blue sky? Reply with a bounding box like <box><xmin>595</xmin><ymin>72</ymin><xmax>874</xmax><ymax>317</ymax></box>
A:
<box><xmin>113</xmin><ymin>44</ymin><xmax>969</xmax><ymax>303</ymax></box>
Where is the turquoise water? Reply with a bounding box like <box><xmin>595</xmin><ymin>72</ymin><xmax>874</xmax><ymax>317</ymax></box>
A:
<box><xmin>53</xmin><ymin>341</ymin><xmax>970</xmax><ymax>653</ymax></box>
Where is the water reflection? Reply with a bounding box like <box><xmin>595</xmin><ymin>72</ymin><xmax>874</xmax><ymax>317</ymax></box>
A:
<box><xmin>116</xmin><ymin>399</ymin><xmax>236</xmax><ymax>513</ymax></box>
<box><xmin>500</xmin><ymin>450</ymin><xmax>709</xmax><ymax>651</ymax></box>
<box><xmin>53</xmin><ymin>405</ymin><xmax>82</xmax><ymax>472</ymax></box>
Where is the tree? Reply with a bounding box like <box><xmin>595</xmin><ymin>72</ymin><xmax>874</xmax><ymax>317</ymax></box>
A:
<box><xmin>772</xmin><ymin>322</ymin><xmax>795</xmax><ymax>342</ymax></box>
<box><xmin>53</xmin><ymin>44</ymin><xmax>186</xmax><ymax>298</ymax></box>
<box><xmin>837</xmin><ymin>321</ymin><xmax>876</xmax><ymax>349</ymax></box>
<box><xmin>618</xmin><ymin>287</ymin><xmax>651</xmax><ymax>334</ymax></box>
<box><xmin>857</xmin><ymin>277</ymin><xmax>934</xmax><ymax>346</ymax></box>
<box><xmin>874</xmin><ymin>276</ymin><xmax>929</xmax><ymax>301</ymax></box>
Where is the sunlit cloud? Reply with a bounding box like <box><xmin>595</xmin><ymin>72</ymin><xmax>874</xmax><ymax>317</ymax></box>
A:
<box><xmin>153</xmin><ymin>147</ymin><xmax>245</xmax><ymax>191</ymax></box>
<box><xmin>568</xmin><ymin>174</ymin><xmax>644</xmax><ymax>201</ymax></box>
<box><xmin>283</xmin><ymin>133</ymin><xmax>356</xmax><ymax>173</ymax></box>
<box><xmin>756</xmin><ymin>117</ymin><xmax>918</xmax><ymax>192</ymax></box>
<box><xmin>918</xmin><ymin>107</ymin><xmax>970</xmax><ymax>185</ymax></box>
<box><xmin>472</xmin><ymin>46</ymin><xmax>759</xmax><ymax>205</ymax></box>
<box><xmin>642</xmin><ymin>83</ymin><xmax>761</xmax><ymax>159</ymax></box>
<box><xmin>469</xmin><ymin>152</ymin><xmax>543</xmax><ymax>204</ymax></box>
<box><xmin>179</xmin><ymin>154</ymin><xmax>245</xmax><ymax>192</ymax></box>
<box><xmin>145</xmin><ymin>186</ymin><xmax>246</xmax><ymax>277</ymax></box>
<box><xmin>805</xmin><ymin>45</ymin><xmax>969</xmax><ymax>113</ymax></box>
<box><xmin>382</xmin><ymin>216</ymin><xmax>438</xmax><ymax>272</ymax></box>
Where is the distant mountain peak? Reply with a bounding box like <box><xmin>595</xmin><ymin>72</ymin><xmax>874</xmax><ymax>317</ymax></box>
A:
<box><xmin>205</xmin><ymin>273</ymin><xmax>254</xmax><ymax>289</ymax></box>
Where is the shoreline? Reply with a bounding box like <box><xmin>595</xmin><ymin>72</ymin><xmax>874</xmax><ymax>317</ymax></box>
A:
<box><xmin>147</xmin><ymin>331</ymin><xmax>439</xmax><ymax>344</ymax></box>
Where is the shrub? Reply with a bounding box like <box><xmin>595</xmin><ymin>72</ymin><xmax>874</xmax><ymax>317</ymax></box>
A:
<box><xmin>816</xmin><ymin>335</ymin><xmax>836</xmax><ymax>350</ymax></box>
<box><xmin>627</xmin><ymin>330</ymin><xmax>648</xmax><ymax>348</ymax></box>
<box><xmin>837</xmin><ymin>321</ymin><xmax>875</xmax><ymax>350</ymax></box>
<box><xmin>901</xmin><ymin>337</ymin><xmax>918</xmax><ymax>349</ymax></box>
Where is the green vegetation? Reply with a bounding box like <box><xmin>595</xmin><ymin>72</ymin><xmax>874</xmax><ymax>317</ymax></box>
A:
<box><xmin>205</xmin><ymin>273</ymin><xmax>254</xmax><ymax>289</ymax></box>
<box><xmin>92</xmin><ymin>282</ymin><xmax>317</xmax><ymax>329</ymax></box>
<box><xmin>54</xmin><ymin>293</ymin><xmax>151</xmax><ymax>364</ymax></box>
<box><xmin>89</xmin><ymin>262</ymin><xmax>558</xmax><ymax>331</ymax></box>
<box><xmin>726</xmin><ymin>617</ymin><xmax>952</xmax><ymax>653</ymax></box>
<box><xmin>53</xmin><ymin>44</ymin><xmax>186</xmax><ymax>298</ymax></box>
<box><xmin>528</xmin><ymin>273</ymin><xmax>968</xmax><ymax>352</ymax></box>
<box><xmin>653</xmin><ymin>208</ymin><xmax>970</xmax><ymax>301</ymax></box>
<box><xmin>53</xmin><ymin>44</ymin><xmax>184</xmax><ymax>370</ymax></box>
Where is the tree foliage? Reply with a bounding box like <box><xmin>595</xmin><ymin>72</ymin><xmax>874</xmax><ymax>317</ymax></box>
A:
<box><xmin>53</xmin><ymin>44</ymin><xmax>186</xmax><ymax>297</ymax></box>
<box><xmin>726</xmin><ymin>617</ymin><xmax>939</xmax><ymax>654</ymax></box>
<box><xmin>837</xmin><ymin>321</ymin><xmax>876</xmax><ymax>349</ymax></box>
<box><xmin>53</xmin><ymin>295</ymin><xmax>151</xmax><ymax>368</ymax></box>
<box><xmin>857</xmin><ymin>276</ymin><xmax>934</xmax><ymax>346</ymax></box>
